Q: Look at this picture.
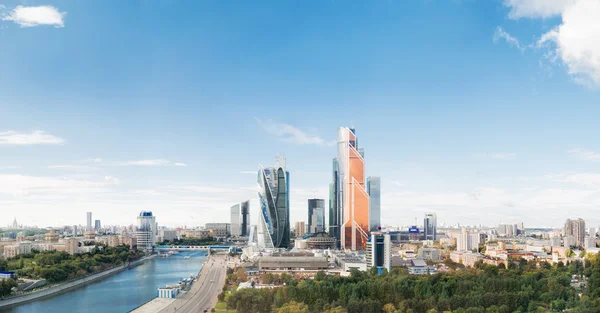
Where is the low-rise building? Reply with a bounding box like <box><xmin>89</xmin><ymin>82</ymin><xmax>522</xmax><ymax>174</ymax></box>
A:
<box><xmin>417</xmin><ymin>248</ymin><xmax>441</xmax><ymax>261</ymax></box>
<box><xmin>258</xmin><ymin>256</ymin><xmax>328</xmax><ymax>273</ymax></box>
<box><xmin>205</xmin><ymin>223</ymin><xmax>230</xmax><ymax>238</ymax></box>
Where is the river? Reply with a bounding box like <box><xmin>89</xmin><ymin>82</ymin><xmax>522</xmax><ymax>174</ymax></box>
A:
<box><xmin>0</xmin><ymin>251</ymin><xmax>207</xmax><ymax>313</ymax></box>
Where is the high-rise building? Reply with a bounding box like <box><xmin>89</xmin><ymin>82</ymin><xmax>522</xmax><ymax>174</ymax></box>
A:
<box><xmin>337</xmin><ymin>127</ymin><xmax>370</xmax><ymax>250</ymax></box>
<box><xmin>94</xmin><ymin>220</ymin><xmax>101</xmax><ymax>231</ymax></box>
<box><xmin>366</xmin><ymin>232</ymin><xmax>391</xmax><ymax>273</ymax></box>
<box><xmin>564</xmin><ymin>218</ymin><xmax>585</xmax><ymax>247</ymax></box>
<box><xmin>241</xmin><ymin>200</ymin><xmax>250</xmax><ymax>237</ymax></box>
<box><xmin>367</xmin><ymin>177</ymin><xmax>381</xmax><ymax>231</ymax></box>
<box><xmin>308</xmin><ymin>199</ymin><xmax>325</xmax><ymax>234</ymax></box>
<box><xmin>86</xmin><ymin>212</ymin><xmax>92</xmax><ymax>231</ymax></box>
<box><xmin>66</xmin><ymin>238</ymin><xmax>79</xmax><ymax>255</ymax></box>
<box><xmin>73</xmin><ymin>225</ymin><xmax>78</xmax><ymax>236</ymax></box>
<box><xmin>249</xmin><ymin>225</ymin><xmax>258</xmax><ymax>244</ymax></box>
<box><xmin>424</xmin><ymin>212</ymin><xmax>437</xmax><ymax>241</ymax></box>
<box><xmin>329</xmin><ymin>158</ymin><xmax>340</xmax><ymax>248</ymax></box>
<box><xmin>230</xmin><ymin>204</ymin><xmax>241</xmax><ymax>237</ymax></box>
<box><xmin>257</xmin><ymin>154</ymin><xmax>290</xmax><ymax>249</ymax></box>
<box><xmin>295</xmin><ymin>221</ymin><xmax>306</xmax><ymax>237</ymax></box>
<box><xmin>136</xmin><ymin>211</ymin><xmax>156</xmax><ymax>252</ymax></box>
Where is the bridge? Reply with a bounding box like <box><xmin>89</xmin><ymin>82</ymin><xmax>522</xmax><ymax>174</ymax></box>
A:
<box><xmin>155</xmin><ymin>245</ymin><xmax>237</xmax><ymax>252</ymax></box>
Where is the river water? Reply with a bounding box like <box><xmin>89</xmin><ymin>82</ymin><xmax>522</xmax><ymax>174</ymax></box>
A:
<box><xmin>0</xmin><ymin>251</ymin><xmax>207</xmax><ymax>313</ymax></box>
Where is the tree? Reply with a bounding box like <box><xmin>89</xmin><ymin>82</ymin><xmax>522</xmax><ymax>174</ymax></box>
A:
<box><xmin>383</xmin><ymin>303</ymin><xmax>397</xmax><ymax>313</ymax></box>
<box><xmin>277</xmin><ymin>301</ymin><xmax>309</xmax><ymax>313</ymax></box>
<box><xmin>325</xmin><ymin>307</ymin><xmax>348</xmax><ymax>313</ymax></box>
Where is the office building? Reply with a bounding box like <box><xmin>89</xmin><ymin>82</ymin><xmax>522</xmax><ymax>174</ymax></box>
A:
<box><xmin>424</xmin><ymin>212</ymin><xmax>437</xmax><ymax>241</ymax></box>
<box><xmin>86</xmin><ymin>212</ymin><xmax>92</xmax><ymax>232</ymax></box>
<box><xmin>205</xmin><ymin>223</ymin><xmax>230</xmax><ymax>237</ymax></box>
<box><xmin>564</xmin><ymin>218</ymin><xmax>585</xmax><ymax>247</ymax></box>
<box><xmin>231</xmin><ymin>203</ymin><xmax>241</xmax><ymax>237</ymax></box>
<box><xmin>158</xmin><ymin>230</ymin><xmax>178</xmax><ymax>242</ymax></box>
<box><xmin>249</xmin><ymin>225</ymin><xmax>258</xmax><ymax>244</ymax></box>
<box><xmin>366</xmin><ymin>232</ymin><xmax>391</xmax><ymax>272</ymax></box>
<box><xmin>257</xmin><ymin>154</ymin><xmax>290</xmax><ymax>249</ymax></box>
<box><xmin>336</xmin><ymin>127</ymin><xmax>371</xmax><ymax>250</ymax></box>
<box><xmin>329</xmin><ymin>158</ymin><xmax>340</xmax><ymax>247</ymax></box>
<box><xmin>73</xmin><ymin>225</ymin><xmax>78</xmax><ymax>236</ymax></box>
<box><xmin>94</xmin><ymin>220</ymin><xmax>101</xmax><ymax>231</ymax></box>
<box><xmin>295</xmin><ymin>221</ymin><xmax>306</xmax><ymax>237</ymax></box>
<box><xmin>241</xmin><ymin>200</ymin><xmax>250</xmax><ymax>237</ymax></box>
<box><xmin>136</xmin><ymin>211</ymin><xmax>156</xmax><ymax>252</ymax></box>
<box><xmin>307</xmin><ymin>199</ymin><xmax>325</xmax><ymax>234</ymax></box>
<box><xmin>367</xmin><ymin>177</ymin><xmax>381</xmax><ymax>231</ymax></box>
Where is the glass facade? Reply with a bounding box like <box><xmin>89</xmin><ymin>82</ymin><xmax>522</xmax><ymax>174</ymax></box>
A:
<box><xmin>308</xmin><ymin>199</ymin><xmax>325</xmax><ymax>234</ymax></box>
<box><xmin>257</xmin><ymin>156</ymin><xmax>290</xmax><ymax>249</ymax></box>
<box><xmin>424</xmin><ymin>212</ymin><xmax>437</xmax><ymax>240</ymax></box>
<box><xmin>329</xmin><ymin>158</ymin><xmax>340</xmax><ymax>248</ymax></box>
<box><xmin>337</xmin><ymin>127</ymin><xmax>371</xmax><ymax>250</ymax></box>
<box><xmin>230</xmin><ymin>204</ymin><xmax>241</xmax><ymax>236</ymax></box>
<box><xmin>367</xmin><ymin>176</ymin><xmax>381</xmax><ymax>231</ymax></box>
<box><xmin>241</xmin><ymin>200</ymin><xmax>250</xmax><ymax>237</ymax></box>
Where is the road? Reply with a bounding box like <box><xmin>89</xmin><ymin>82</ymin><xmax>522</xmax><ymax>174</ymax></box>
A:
<box><xmin>158</xmin><ymin>253</ymin><xmax>227</xmax><ymax>313</ymax></box>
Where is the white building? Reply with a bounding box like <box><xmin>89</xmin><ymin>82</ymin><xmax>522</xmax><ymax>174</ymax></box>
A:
<box><xmin>366</xmin><ymin>233</ymin><xmax>391</xmax><ymax>272</ymax></box>
<box><xmin>584</xmin><ymin>236</ymin><xmax>596</xmax><ymax>249</ymax></box>
<box><xmin>563</xmin><ymin>235</ymin><xmax>575</xmax><ymax>248</ymax></box>
<box><xmin>136</xmin><ymin>211</ymin><xmax>156</xmax><ymax>252</ymax></box>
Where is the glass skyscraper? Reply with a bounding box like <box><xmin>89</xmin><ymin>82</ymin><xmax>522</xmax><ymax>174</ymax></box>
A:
<box><xmin>241</xmin><ymin>200</ymin><xmax>250</xmax><ymax>237</ymax></box>
<box><xmin>424</xmin><ymin>212</ymin><xmax>437</xmax><ymax>241</ymax></box>
<box><xmin>367</xmin><ymin>176</ymin><xmax>381</xmax><ymax>231</ymax></box>
<box><xmin>308</xmin><ymin>199</ymin><xmax>325</xmax><ymax>234</ymax></box>
<box><xmin>329</xmin><ymin>158</ymin><xmax>340</xmax><ymax>248</ymax></box>
<box><xmin>136</xmin><ymin>211</ymin><xmax>156</xmax><ymax>252</ymax></box>
<box><xmin>257</xmin><ymin>154</ymin><xmax>290</xmax><ymax>249</ymax></box>
<box><xmin>337</xmin><ymin>127</ymin><xmax>370</xmax><ymax>250</ymax></box>
<box><xmin>230</xmin><ymin>204</ymin><xmax>241</xmax><ymax>236</ymax></box>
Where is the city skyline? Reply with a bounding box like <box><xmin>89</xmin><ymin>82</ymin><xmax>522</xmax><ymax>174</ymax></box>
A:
<box><xmin>2</xmin><ymin>1</ymin><xmax>600</xmax><ymax>228</ymax></box>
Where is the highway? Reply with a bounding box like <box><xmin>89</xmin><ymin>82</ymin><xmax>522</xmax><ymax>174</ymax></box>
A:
<box><xmin>158</xmin><ymin>253</ymin><xmax>227</xmax><ymax>313</ymax></box>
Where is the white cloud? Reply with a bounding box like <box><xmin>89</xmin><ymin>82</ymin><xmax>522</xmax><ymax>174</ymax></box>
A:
<box><xmin>549</xmin><ymin>172</ymin><xmax>600</xmax><ymax>187</ymax></box>
<box><xmin>104</xmin><ymin>176</ymin><xmax>120</xmax><ymax>185</ymax></box>
<box><xmin>122</xmin><ymin>159</ymin><xmax>187</xmax><ymax>167</ymax></box>
<box><xmin>87</xmin><ymin>158</ymin><xmax>103</xmax><ymax>163</ymax></box>
<box><xmin>0</xmin><ymin>174</ymin><xmax>113</xmax><ymax>196</ymax></box>
<box><xmin>0</xmin><ymin>130</ymin><xmax>65</xmax><ymax>145</ymax></box>
<box><xmin>568</xmin><ymin>148</ymin><xmax>600</xmax><ymax>160</ymax></box>
<box><xmin>502</xmin><ymin>0</ymin><xmax>600</xmax><ymax>87</ymax></box>
<box><xmin>239</xmin><ymin>170</ymin><xmax>257</xmax><ymax>175</ymax></box>
<box><xmin>473</xmin><ymin>152</ymin><xmax>517</xmax><ymax>160</ymax></box>
<box><xmin>0</xmin><ymin>166</ymin><xmax>19</xmax><ymax>170</ymax></box>
<box><xmin>504</xmin><ymin>0</ymin><xmax>575</xmax><ymax>19</ymax></box>
<box><xmin>493</xmin><ymin>27</ymin><xmax>525</xmax><ymax>52</ymax></box>
<box><xmin>48</xmin><ymin>164</ymin><xmax>98</xmax><ymax>171</ymax></box>
<box><xmin>2</xmin><ymin>5</ymin><xmax>66</xmax><ymax>28</ymax></box>
<box><xmin>255</xmin><ymin>118</ymin><xmax>333</xmax><ymax>146</ymax></box>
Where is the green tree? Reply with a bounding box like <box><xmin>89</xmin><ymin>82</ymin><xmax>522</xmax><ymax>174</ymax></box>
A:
<box><xmin>277</xmin><ymin>301</ymin><xmax>309</xmax><ymax>313</ymax></box>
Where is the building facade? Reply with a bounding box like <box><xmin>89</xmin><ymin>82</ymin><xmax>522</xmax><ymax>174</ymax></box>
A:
<box><xmin>367</xmin><ymin>176</ymin><xmax>381</xmax><ymax>231</ymax></box>
<box><xmin>424</xmin><ymin>212</ymin><xmax>437</xmax><ymax>241</ymax></box>
<box><xmin>205</xmin><ymin>223</ymin><xmax>230</xmax><ymax>238</ymax></box>
<box><xmin>337</xmin><ymin>127</ymin><xmax>370</xmax><ymax>250</ymax></box>
<box><xmin>329</xmin><ymin>158</ymin><xmax>340</xmax><ymax>248</ymax></box>
<box><xmin>366</xmin><ymin>232</ymin><xmax>391</xmax><ymax>272</ymax></box>
<box><xmin>241</xmin><ymin>200</ymin><xmax>250</xmax><ymax>237</ymax></box>
<box><xmin>295</xmin><ymin>221</ymin><xmax>306</xmax><ymax>237</ymax></box>
<box><xmin>564</xmin><ymin>218</ymin><xmax>585</xmax><ymax>247</ymax></box>
<box><xmin>86</xmin><ymin>212</ymin><xmax>92</xmax><ymax>232</ymax></box>
<box><xmin>257</xmin><ymin>154</ymin><xmax>290</xmax><ymax>249</ymax></box>
<box><xmin>136</xmin><ymin>211</ymin><xmax>156</xmax><ymax>252</ymax></box>
<box><xmin>231</xmin><ymin>204</ymin><xmax>241</xmax><ymax>237</ymax></box>
<box><xmin>94</xmin><ymin>220</ymin><xmax>101</xmax><ymax>231</ymax></box>
<box><xmin>307</xmin><ymin>199</ymin><xmax>325</xmax><ymax>234</ymax></box>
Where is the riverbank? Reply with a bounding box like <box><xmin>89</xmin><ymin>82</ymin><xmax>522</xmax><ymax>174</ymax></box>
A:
<box><xmin>0</xmin><ymin>255</ymin><xmax>156</xmax><ymax>310</ymax></box>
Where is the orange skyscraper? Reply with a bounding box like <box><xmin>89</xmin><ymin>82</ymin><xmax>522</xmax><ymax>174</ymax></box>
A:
<box><xmin>336</xmin><ymin>127</ymin><xmax>370</xmax><ymax>250</ymax></box>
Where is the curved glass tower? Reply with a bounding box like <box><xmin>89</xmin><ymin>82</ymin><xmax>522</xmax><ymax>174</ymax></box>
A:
<box><xmin>257</xmin><ymin>154</ymin><xmax>290</xmax><ymax>249</ymax></box>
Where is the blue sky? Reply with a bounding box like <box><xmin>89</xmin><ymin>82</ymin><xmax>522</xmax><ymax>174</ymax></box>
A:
<box><xmin>1</xmin><ymin>0</ymin><xmax>600</xmax><ymax>228</ymax></box>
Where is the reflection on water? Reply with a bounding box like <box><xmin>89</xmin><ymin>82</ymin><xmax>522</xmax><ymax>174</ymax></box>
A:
<box><xmin>0</xmin><ymin>251</ymin><xmax>206</xmax><ymax>313</ymax></box>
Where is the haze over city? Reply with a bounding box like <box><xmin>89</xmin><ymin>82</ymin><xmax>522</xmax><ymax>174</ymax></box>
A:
<box><xmin>2</xmin><ymin>0</ymin><xmax>600</xmax><ymax>228</ymax></box>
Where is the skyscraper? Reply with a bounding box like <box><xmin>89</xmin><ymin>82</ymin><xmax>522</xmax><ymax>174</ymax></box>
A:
<box><xmin>230</xmin><ymin>203</ymin><xmax>241</xmax><ymax>237</ymax></box>
<box><xmin>94</xmin><ymin>220</ymin><xmax>101</xmax><ymax>231</ymax></box>
<box><xmin>241</xmin><ymin>200</ymin><xmax>250</xmax><ymax>237</ymax></box>
<box><xmin>564</xmin><ymin>218</ymin><xmax>585</xmax><ymax>247</ymax></box>
<box><xmin>136</xmin><ymin>211</ymin><xmax>156</xmax><ymax>251</ymax></box>
<box><xmin>308</xmin><ymin>199</ymin><xmax>325</xmax><ymax>234</ymax></box>
<box><xmin>367</xmin><ymin>176</ymin><xmax>381</xmax><ymax>231</ymax></box>
<box><xmin>295</xmin><ymin>221</ymin><xmax>306</xmax><ymax>237</ymax></box>
<box><xmin>329</xmin><ymin>158</ymin><xmax>340</xmax><ymax>248</ymax></box>
<box><xmin>257</xmin><ymin>154</ymin><xmax>290</xmax><ymax>249</ymax></box>
<box><xmin>337</xmin><ymin>127</ymin><xmax>370</xmax><ymax>250</ymax></box>
<box><xmin>424</xmin><ymin>212</ymin><xmax>437</xmax><ymax>241</ymax></box>
<box><xmin>86</xmin><ymin>212</ymin><xmax>92</xmax><ymax>232</ymax></box>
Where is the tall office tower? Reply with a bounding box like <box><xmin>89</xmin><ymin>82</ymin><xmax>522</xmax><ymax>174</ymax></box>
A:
<box><xmin>94</xmin><ymin>220</ymin><xmax>101</xmax><ymax>231</ymax></box>
<box><xmin>329</xmin><ymin>158</ymin><xmax>340</xmax><ymax>248</ymax></box>
<box><xmin>230</xmin><ymin>204</ymin><xmax>241</xmax><ymax>237</ymax></box>
<box><xmin>86</xmin><ymin>212</ymin><xmax>92</xmax><ymax>231</ymax></box>
<box><xmin>307</xmin><ymin>199</ymin><xmax>325</xmax><ymax>234</ymax></box>
<box><xmin>249</xmin><ymin>225</ymin><xmax>258</xmax><ymax>244</ymax></box>
<box><xmin>257</xmin><ymin>154</ymin><xmax>290</xmax><ymax>249</ymax></box>
<box><xmin>241</xmin><ymin>200</ymin><xmax>250</xmax><ymax>237</ymax></box>
<box><xmin>366</xmin><ymin>232</ymin><xmax>392</xmax><ymax>273</ymax></box>
<box><xmin>73</xmin><ymin>225</ymin><xmax>78</xmax><ymax>236</ymax></box>
<box><xmin>337</xmin><ymin>127</ymin><xmax>371</xmax><ymax>250</ymax></box>
<box><xmin>367</xmin><ymin>177</ymin><xmax>381</xmax><ymax>231</ymax></box>
<box><xmin>295</xmin><ymin>221</ymin><xmax>306</xmax><ymax>237</ymax></box>
<box><xmin>564</xmin><ymin>218</ymin><xmax>586</xmax><ymax>247</ymax></box>
<box><xmin>424</xmin><ymin>212</ymin><xmax>437</xmax><ymax>241</ymax></box>
<box><xmin>136</xmin><ymin>211</ymin><xmax>156</xmax><ymax>251</ymax></box>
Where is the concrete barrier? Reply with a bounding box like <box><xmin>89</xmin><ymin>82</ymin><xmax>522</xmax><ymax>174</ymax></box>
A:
<box><xmin>0</xmin><ymin>255</ymin><xmax>156</xmax><ymax>309</ymax></box>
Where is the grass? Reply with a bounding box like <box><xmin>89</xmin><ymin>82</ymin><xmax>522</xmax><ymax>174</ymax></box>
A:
<box><xmin>214</xmin><ymin>300</ymin><xmax>236</xmax><ymax>312</ymax></box>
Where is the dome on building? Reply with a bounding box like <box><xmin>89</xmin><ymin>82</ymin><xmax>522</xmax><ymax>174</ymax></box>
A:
<box><xmin>139</xmin><ymin>211</ymin><xmax>153</xmax><ymax>217</ymax></box>
<box><xmin>306</xmin><ymin>232</ymin><xmax>336</xmax><ymax>250</ymax></box>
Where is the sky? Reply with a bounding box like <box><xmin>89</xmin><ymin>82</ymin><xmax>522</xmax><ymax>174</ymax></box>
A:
<box><xmin>1</xmin><ymin>0</ymin><xmax>600</xmax><ymax>229</ymax></box>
